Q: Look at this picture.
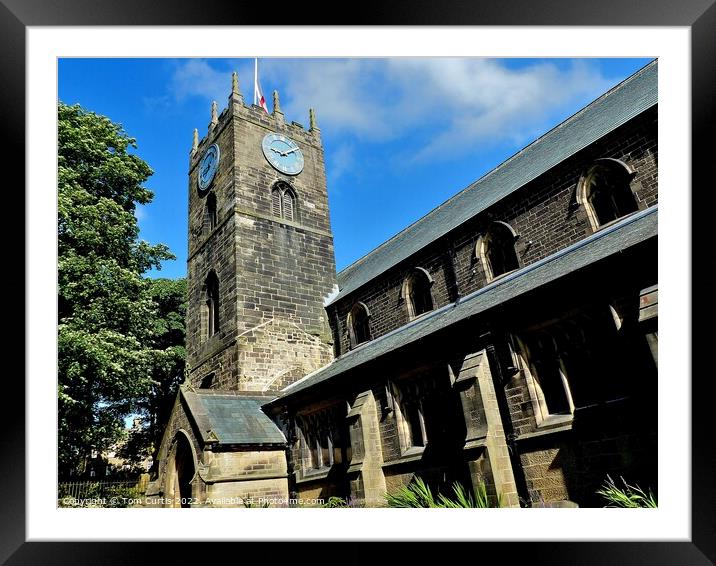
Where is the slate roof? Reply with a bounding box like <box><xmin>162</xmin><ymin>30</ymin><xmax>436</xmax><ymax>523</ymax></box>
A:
<box><xmin>331</xmin><ymin>60</ymin><xmax>658</xmax><ymax>305</ymax></box>
<box><xmin>272</xmin><ymin>205</ymin><xmax>657</xmax><ymax>403</ymax></box>
<box><xmin>181</xmin><ymin>388</ymin><xmax>286</xmax><ymax>446</ymax></box>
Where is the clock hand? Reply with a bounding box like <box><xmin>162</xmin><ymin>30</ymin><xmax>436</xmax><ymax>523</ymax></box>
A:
<box><xmin>283</xmin><ymin>147</ymin><xmax>300</xmax><ymax>156</ymax></box>
<box><xmin>270</xmin><ymin>147</ymin><xmax>284</xmax><ymax>155</ymax></box>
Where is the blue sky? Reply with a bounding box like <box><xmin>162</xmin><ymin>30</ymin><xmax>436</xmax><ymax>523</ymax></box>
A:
<box><xmin>58</xmin><ymin>57</ymin><xmax>652</xmax><ymax>279</ymax></box>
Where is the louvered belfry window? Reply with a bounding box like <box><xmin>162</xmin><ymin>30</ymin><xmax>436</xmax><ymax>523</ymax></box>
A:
<box><xmin>282</xmin><ymin>190</ymin><xmax>294</xmax><ymax>221</ymax></box>
<box><xmin>271</xmin><ymin>182</ymin><xmax>297</xmax><ymax>222</ymax></box>
<box><xmin>271</xmin><ymin>188</ymin><xmax>282</xmax><ymax>217</ymax></box>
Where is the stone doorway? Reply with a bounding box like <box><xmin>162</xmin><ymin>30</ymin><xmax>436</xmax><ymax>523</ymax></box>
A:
<box><xmin>166</xmin><ymin>431</ymin><xmax>197</xmax><ymax>508</ymax></box>
<box><xmin>175</xmin><ymin>433</ymin><xmax>195</xmax><ymax>507</ymax></box>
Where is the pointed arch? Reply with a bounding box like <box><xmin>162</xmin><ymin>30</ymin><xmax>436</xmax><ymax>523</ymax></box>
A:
<box><xmin>270</xmin><ymin>181</ymin><xmax>298</xmax><ymax>222</ymax></box>
<box><xmin>577</xmin><ymin>158</ymin><xmax>638</xmax><ymax>230</ymax></box>
<box><xmin>401</xmin><ymin>267</ymin><xmax>435</xmax><ymax>320</ymax></box>
<box><xmin>165</xmin><ymin>429</ymin><xmax>198</xmax><ymax>508</ymax></box>
<box><xmin>478</xmin><ymin>221</ymin><xmax>520</xmax><ymax>282</ymax></box>
<box><xmin>347</xmin><ymin>301</ymin><xmax>372</xmax><ymax>348</ymax></box>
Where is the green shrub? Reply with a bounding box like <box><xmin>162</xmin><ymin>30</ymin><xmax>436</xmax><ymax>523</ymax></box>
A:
<box><xmin>322</xmin><ymin>496</ymin><xmax>349</xmax><ymax>508</ymax></box>
<box><xmin>58</xmin><ymin>482</ymin><xmax>142</xmax><ymax>508</ymax></box>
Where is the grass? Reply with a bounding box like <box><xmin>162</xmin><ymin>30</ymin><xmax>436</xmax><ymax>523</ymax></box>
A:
<box><xmin>596</xmin><ymin>475</ymin><xmax>657</xmax><ymax>508</ymax></box>
<box><xmin>384</xmin><ymin>477</ymin><xmax>500</xmax><ymax>508</ymax></box>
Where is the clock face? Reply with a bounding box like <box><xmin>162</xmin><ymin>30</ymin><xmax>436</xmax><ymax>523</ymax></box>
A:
<box><xmin>262</xmin><ymin>133</ymin><xmax>304</xmax><ymax>176</ymax></box>
<box><xmin>198</xmin><ymin>144</ymin><xmax>220</xmax><ymax>192</ymax></box>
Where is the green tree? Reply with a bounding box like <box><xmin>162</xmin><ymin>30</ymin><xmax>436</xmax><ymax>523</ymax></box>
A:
<box><xmin>115</xmin><ymin>278</ymin><xmax>187</xmax><ymax>473</ymax></box>
<box><xmin>58</xmin><ymin>102</ymin><xmax>174</xmax><ymax>477</ymax></box>
<box><xmin>145</xmin><ymin>277</ymin><xmax>187</xmax><ymax>466</ymax></box>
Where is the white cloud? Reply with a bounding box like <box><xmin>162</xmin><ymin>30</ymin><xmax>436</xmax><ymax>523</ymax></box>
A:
<box><xmin>327</xmin><ymin>143</ymin><xmax>355</xmax><ymax>183</ymax></box>
<box><xmin>263</xmin><ymin>59</ymin><xmax>397</xmax><ymax>139</ymax></box>
<box><xmin>170</xmin><ymin>59</ymin><xmax>229</xmax><ymax>103</ymax></box>
<box><xmin>263</xmin><ymin>58</ymin><xmax>614</xmax><ymax>162</ymax></box>
<box><xmin>166</xmin><ymin>58</ymin><xmax>616</xmax><ymax>163</ymax></box>
<box><xmin>167</xmin><ymin>59</ymin><xmax>255</xmax><ymax>107</ymax></box>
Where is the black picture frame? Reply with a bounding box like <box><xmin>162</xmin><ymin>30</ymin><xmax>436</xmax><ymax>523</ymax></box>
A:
<box><xmin>5</xmin><ymin>1</ymin><xmax>712</xmax><ymax>563</ymax></box>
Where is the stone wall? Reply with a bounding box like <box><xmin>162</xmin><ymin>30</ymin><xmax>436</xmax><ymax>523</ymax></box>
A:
<box><xmin>329</xmin><ymin>106</ymin><xmax>658</xmax><ymax>355</ymax></box>
<box><xmin>186</xmin><ymin>95</ymin><xmax>337</xmax><ymax>392</ymax></box>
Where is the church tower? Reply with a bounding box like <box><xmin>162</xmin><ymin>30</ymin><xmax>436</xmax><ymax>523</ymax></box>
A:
<box><xmin>186</xmin><ymin>73</ymin><xmax>337</xmax><ymax>393</ymax></box>
<box><xmin>148</xmin><ymin>72</ymin><xmax>338</xmax><ymax>507</ymax></box>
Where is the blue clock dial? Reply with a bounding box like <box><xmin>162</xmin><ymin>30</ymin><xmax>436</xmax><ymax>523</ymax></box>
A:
<box><xmin>198</xmin><ymin>144</ymin><xmax>220</xmax><ymax>192</ymax></box>
<box><xmin>262</xmin><ymin>133</ymin><xmax>304</xmax><ymax>176</ymax></box>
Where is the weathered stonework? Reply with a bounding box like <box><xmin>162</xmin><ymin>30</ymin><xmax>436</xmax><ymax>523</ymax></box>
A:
<box><xmin>154</xmin><ymin>62</ymin><xmax>659</xmax><ymax>509</ymax></box>
<box><xmin>328</xmin><ymin>106</ymin><xmax>658</xmax><ymax>356</ymax></box>
<box><xmin>186</xmin><ymin>93</ymin><xmax>336</xmax><ymax>393</ymax></box>
<box><xmin>154</xmin><ymin>80</ymin><xmax>337</xmax><ymax>507</ymax></box>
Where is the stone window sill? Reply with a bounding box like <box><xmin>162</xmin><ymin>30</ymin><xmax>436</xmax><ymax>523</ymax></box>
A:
<box><xmin>382</xmin><ymin>446</ymin><xmax>425</xmax><ymax>468</ymax></box>
<box><xmin>537</xmin><ymin>413</ymin><xmax>574</xmax><ymax>428</ymax></box>
<box><xmin>518</xmin><ymin>414</ymin><xmax>574</xmax><ymax>441</ymax></box>
<box><xmin>593</xmin><ymin>210</ymin><xmax>641</xmax><ymax>233</ymax></box>
<box><xmin>296</xmin><ymin>467</ymin><xmax>332</xmax><ymax>484</ymax></box>
<box><xmin>487</xmin><ymin>269</ymin><xmax>518</xmax><ymax>284</ymax></box>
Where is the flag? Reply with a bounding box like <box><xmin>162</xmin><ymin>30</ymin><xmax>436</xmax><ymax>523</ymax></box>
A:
<box><xmin>254</xmin><ymin>59</ymin><xmax>269</xmax><ymax>114</ymax></box>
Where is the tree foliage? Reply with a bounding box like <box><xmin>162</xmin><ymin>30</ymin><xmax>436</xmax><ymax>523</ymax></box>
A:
<box><xmin>144</xmin><ymin>277</ymin><xmax>187</xmax><ymax>466</ymax></box>
<box><xmin>58</xmin><ymin>102</ymin><xmax>178</xmax><ymax>477</ymax></box>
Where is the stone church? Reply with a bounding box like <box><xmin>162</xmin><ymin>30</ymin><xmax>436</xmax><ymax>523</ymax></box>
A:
<box><xmin>147</xmin><ymin>61</ymin><xmax>658</xmax><ymax>508</ymax></box>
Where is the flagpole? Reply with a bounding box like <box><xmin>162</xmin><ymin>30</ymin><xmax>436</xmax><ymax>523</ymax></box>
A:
<box><xmin>254</xmin><ymin>58</ymin><xmax>258</xmax><ymax>106</ymax></box>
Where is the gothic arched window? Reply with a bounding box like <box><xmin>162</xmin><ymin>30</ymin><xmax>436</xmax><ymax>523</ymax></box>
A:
<box><xmin>206</xmin><ymin>192</ymin><xmax>217</xmax><ymax>232</ymax></box>
<box><xmin>348</xmin><ymin>302</ymin><xmax>372</xmax><ymax>348</ymax></box>
<box><xmin>204</xmin><ymin>271</ymin><xmax>220</xmax><ymax>339</ymax></box>
<box><xmin>480</xmin><ymin>221</ymin><xmax>519</xmax><ymax>282</ymax></box>
<box><xmin>390</xmin><ymin>381</ymin><xmax>427</xmax><ymax>454</ymax></box>
<box><xmin>517</xmin><ymin>333</ymin><xmax>574</xmax><ymax>417</ymax></box>
<box><xmin>579</xmin><ymin>159</ymin><xmax>639</xmax><ymax>229</ymax></box>
<box><xmin>402</xmin><ymin>268</ymin><xmax>434</xmax><ymax>320</ymax></box>
<box><xmin>271</xmin><ymin>182</ymin><xmax>297</xmax><ymax>222</ymax></box>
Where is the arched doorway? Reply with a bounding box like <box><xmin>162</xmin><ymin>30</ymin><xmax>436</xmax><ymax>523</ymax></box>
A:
<box><xmin>167</xmin><ymin>431</ymin><xmax>196</xmax><ymax>508</ymax></box>
<box><xmin>175</xmin><ymin>433</ymin><xmax>195</xmax><ymax>507</ymax></box>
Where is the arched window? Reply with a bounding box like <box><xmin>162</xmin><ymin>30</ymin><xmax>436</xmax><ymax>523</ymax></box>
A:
<box><xmin>270</xmin><ymin>181</ymin><xmax>297</xmax><ymax>222</ymax></box>
<box><xmin>578</xmin><ymin>159</ymin><xmax>638</xmax><ymax>229</ymax></box>
<box><xmin>390</xmin><ymin>381</ymin><xmax>427</xmax><ymax>454</ymax></box>
<box><xmin>205</xmin><ymin>192</ymin><xmax>217</xmax><ymax>232</ymax></box>
<box><xmin>513</xmin><ymin>332</ymin><xmax>574</xmax><ymax>425</ymax></box>
<box><xmin>297</xmin><ymin>414</ymin><xmax>340</xmax><ymax>475</ymax></box>
<box><xmin>402</xmin><ymin>268</ymin><xmax>434</xmax><ymax>320</ymax></box>
<box><xmin>480</xmin><ymin>221</ymin><xmax>519</xmax><ymax>282</ymax></box>
<box><xmin>203</xmin><ymin>271</ymin><xmax>220</xmax><ymax>339</ymax></box>
<box><xmin>347</xmin><ymin>302</ymin><xmax>371</xmax><ymax>348</ymax></box>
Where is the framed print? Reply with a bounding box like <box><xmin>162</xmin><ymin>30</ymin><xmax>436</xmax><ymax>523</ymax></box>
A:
<box><xmin>7</xmin><ymin>0</ymin><xmax>714</xmax><ymax>563</ymax></box>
